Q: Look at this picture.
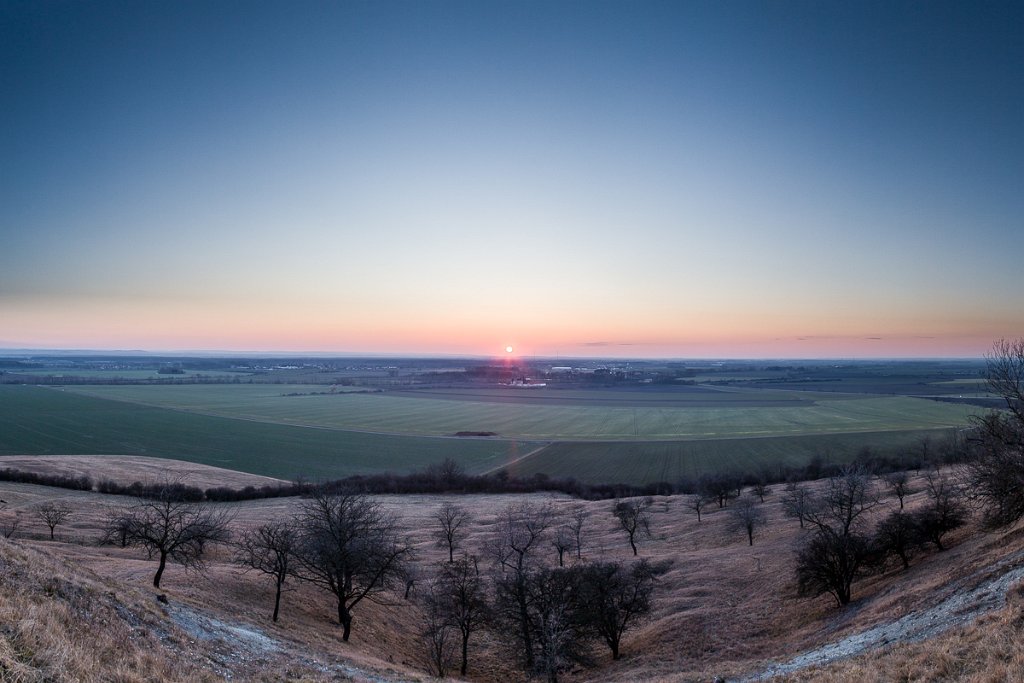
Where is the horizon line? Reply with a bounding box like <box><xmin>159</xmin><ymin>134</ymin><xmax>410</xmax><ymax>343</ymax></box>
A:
<box><xmin>0</xmin><ymin>347</ymin><xmax>987</xmax><ymax>362</ymax></box>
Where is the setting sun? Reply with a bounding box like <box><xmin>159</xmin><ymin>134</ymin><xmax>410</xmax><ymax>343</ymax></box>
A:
<box><xmin>505</xmin><ymin>345</ymin><xmax>514</xmax><ymax>354</ymax></box>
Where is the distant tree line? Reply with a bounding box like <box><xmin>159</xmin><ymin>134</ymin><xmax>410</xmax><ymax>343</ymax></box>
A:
<box><xmin>0</xmin><ymin>468</ymin><xmax>93</xmax><ymax>491</ymax></box>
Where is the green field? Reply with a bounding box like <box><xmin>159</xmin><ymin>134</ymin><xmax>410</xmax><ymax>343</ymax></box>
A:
<box><xmin>62</xmin><ymin>384</ymin><xmax>975</xmax><ymax>440</ymax></box>
<box><xmin>0</xmin><ymin>385</ymin><xmax>533</xmax><ymax>481</ymax></box>
<box><xmin>509</xmin><ymin>429</ymin><xmax>957</xmax><ymax>485</ymax></box>
<box><xmin>0</xmin><ymin>380</ymin><xmax>982</xmax><ymax>486</ymax></box>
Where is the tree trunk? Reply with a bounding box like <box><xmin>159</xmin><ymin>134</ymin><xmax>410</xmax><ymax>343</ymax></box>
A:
<box><xmin>49</xmin><ymin>526</ymin><xmax>55</xmax><ymax>540</ymax></box>
<box><xmin>153</xmin><ymin>551</ymin><xmax>168</xmax><ymax>588</ymax></box>
<box><xmin>747</xmin><ymin>527</ymin><xmax>754</xmax><ymax>546</ymax></box>
<box><xmin>629</xmin><ymin>536</ymin><xmax>637</xmax><ymax>556</ymax></box>
<box><xmin>460</xmin><ymin>630</ymin><xmax>469</xmax><ymax>676</ymax></box>
<box><xmin>273</xmin><ymin>580</ymin><xmax>282</xmax><ymax>622</ymax></box>
<box><xmin>611</xmin><ymin>639</ymin><xmax>620</xmax><ymax>660</ymax></box>
<box><xmin>517</xmin><ymin>584</ymin><xmax>534</xmax><ymax>669</ymax></box>
<box><xmin>339</xmin><ymin>600</ymin><xmax>353</xmax><ymax>641</ymax></box>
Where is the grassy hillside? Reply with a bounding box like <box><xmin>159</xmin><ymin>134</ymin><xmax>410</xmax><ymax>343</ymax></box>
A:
<box><xmin>0</xmin><ymin>462</ymin><xmax>1021</xmax><ymax>682</ymax></box>
<box><xmin>0</xmin><ymin>533</ymin><xmax>414</xmax><ymax>682</ymax></box>
<box><xmin>0</xmin><ymin>535</ymin><xmax>221</xmax><ymax>682</ymax></box>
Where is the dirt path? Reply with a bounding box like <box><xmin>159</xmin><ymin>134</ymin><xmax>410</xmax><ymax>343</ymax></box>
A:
<box><xmin>477</xmin><ymin>443</ymin><xmax>553</xmax><ymax>475</ymax></box>
<box><xmin>742</xmin><ymin>549</ymin><xmax>1024</xmax><ymax>680</ymax></box>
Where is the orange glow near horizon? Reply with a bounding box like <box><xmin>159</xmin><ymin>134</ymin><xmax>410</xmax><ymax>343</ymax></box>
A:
<box><xmin>0</xmin><ymin>289</ymin><xmax>1017</xmax><ymax>359</ymax></box>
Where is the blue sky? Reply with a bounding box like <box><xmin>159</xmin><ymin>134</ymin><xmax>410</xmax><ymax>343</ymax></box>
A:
<box><xmin>2</xmin><ymin>1</ymin><xmax>1022</xmax><ymax>357</ymax></box>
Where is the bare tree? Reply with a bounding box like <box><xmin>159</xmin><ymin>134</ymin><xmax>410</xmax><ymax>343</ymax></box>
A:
<box><xmin>912</xmin><ymin>470</ymin><xmax>968</xmax><ymax>551</ymax></box>
<box><xmin>804</xmin><ymin>465</ymin><xmax>880</xmax><ymax>536</ymax></box>
<box><xmin>699</xmin><ymin>473</ymin><xmax>739</xmax><ymax>508</ymax></box>
<box><xmin>0</xmin><ymin>511</ymin><xmax>20</xmax><ymax>539</ymax></box>
<box><xmin>234</xmin><ymin>521</ymin><xmax>296</xmax><ymax>622</ymax></box>
<box><xmin>108</xmin><ymin>487</ymin><xmax>233</xmax><ymax>588</ymax></box>
<box><xmin>430</xmin><ymin>554</ymin><xmax>489</xmax><ymax>676</ymax></box>
<box><xmin>873</xmin><ymin>510</ymin><xmax>919</xmax><ymax>571</ymax></box>
<box><xmin>291</xmin><ymin>489</ymin><xmax>413</xmax><ymax>641</ymax></box>
<box><xmin>434</xmin><ymin>502</ymin><xmax>471</xmax><ymax>563</ymax></box>
<box><xmin>36</xmin><ymin>501</ymin><xmax>72</xmax><ymax>540</ymax></box>
<box><xmin>576</xmin><ymin>559</ymin><xmax>668</xmax><ymax>661</ymax></box>
<box><xmin>917</xmin><ymin>435</ymin><xmax>934</xmax><ymax>466</ymax></box>
<box><xmin>401</xmin><ymin>562</ymin><xmax>423</xmax><ymax>600</ymax></box>
<box><xmin>490</xmin><ymin>501</ymin><xmax>553</xmax><ymax>671</ymax></box>
<box><xmin>781</xmin><ymin>482</ymin><xmax>814</xmax><ymax>529</ymax></box>
<box><xmin>986</xmin><ymin>338</ymin><xmax>1024</xmax><ymax>424</ymax></box>
<box><xmin>796</xmin><ymin>530</ymin><xmax>873</xmax><ymax>607</ymax></box>
<box><xmin>524</xmin><ymin>566</ymin><xmax>589</xmax><ymax>683</ymax></box>
<box><xmin>567</xmin><ymin>505</ymin><xmax>588</xmax><ymax>560</ymax></box>
<box><xmin>99</xmin><ymin>506</ymin><xmax>133</xmax><ymax>547</ymax></box>
<box><xmin>551</xmin><ymin>526</ymin><xmax>573</xmax><ymax>567</ymax></box>
<box><xmin>751</xmin><ymin>481</ymin><xmax>772</xmax><ymax>503</ymax></box>
<box><xmin>612</xmin><ymin>497</ymin><xmax>653</xmax><ymax>556</ymax></box>
<box><xmin>965</xmin><ymin>338</ymin><xmax>1024</xmax><ymax>527</ymax></box>
<box><xmin>728</xmin><ymin>496</ymin><xmax>767</xmax><ymax>546</ymax></box>
<box><xmin>428</xmin><ymin>458</ymin><xmax>467</xmax><ymax>490</ymax></box>
<box><xmin>685</xmin><ymin>494</ymin><xmax>711</xmax><ymax>523</ymax></box>
<box><xmin>881</xmin><ymin>471</ymin><xmax>913</xmax><ymax>509</ymax></box>
<box><xmin>795</xmin><ymin>466</ymin><xmax>879</xmax><ymax>606</ymax></box>
<box><xmin>420</xmin><ymin>582</ymin><xmax>458</xmax><ymax>678</ymax></box>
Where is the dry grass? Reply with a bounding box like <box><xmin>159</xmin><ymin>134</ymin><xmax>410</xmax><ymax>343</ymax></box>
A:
<box><xmin>785</xmin><ymin>581</ymin><xmax>1024</xmax><ymax>682</ymax></box>
<box><xmin>0</xmin><ymin>536</ymin><xmax>221</xmax><ymax>682</ymax></box>
<box><xmin>0</xmin><ymin>455</ymin><xmax>284</xmax><ymax>489</ymax></box>
<box><xmin>1</xmin><ymin>461</ymin><xmax>1022</xmax><ymax>682</ymax></box>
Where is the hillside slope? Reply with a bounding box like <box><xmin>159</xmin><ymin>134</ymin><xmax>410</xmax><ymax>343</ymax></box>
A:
<box><xmin>0</xmin><ymin>534</ymin><xmax>412</xmax><ymax>682</ymax></box>
<box><xmin>1</xmin><ymin>459</ymin><xmax>1024</xmax><ymax>682</ymax></box>
<box><xmin>0</xmin><ymin>535</ymin><xmax>222</xmax><ymax>682</ymax></box>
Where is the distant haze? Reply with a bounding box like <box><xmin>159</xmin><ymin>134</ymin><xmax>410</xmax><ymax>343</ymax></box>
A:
<box><xmin>2</xmin><ymin>2</ymin><xmax>1021</xmax><ymax>359</ymax></box>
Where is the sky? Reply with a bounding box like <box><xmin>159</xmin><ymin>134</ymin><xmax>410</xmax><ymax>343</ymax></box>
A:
<box><xmin>2</xmin><ymin>1</ymin><xmax>1022</xmax><ymax>359</ymax></box>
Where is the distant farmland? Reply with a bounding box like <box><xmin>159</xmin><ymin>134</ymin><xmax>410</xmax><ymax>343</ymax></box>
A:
<box><xmin>504</xmin><ymin>429</ymin><xmax>959</xmax><ymax>485</ymax></box>
<box><xmin>0</xmin><ymin>385</ymin><xmax>533</xmax><ymax>480</ymax></box>
<box><xmin>62</xmin><ymin>384</ymin><xmax>974</xmax><ymax>440</ymax></box>
<box><xmin>0</xmin><ymin>382</ymin><xmax>979</xmax><ymax>485</ymax></box>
